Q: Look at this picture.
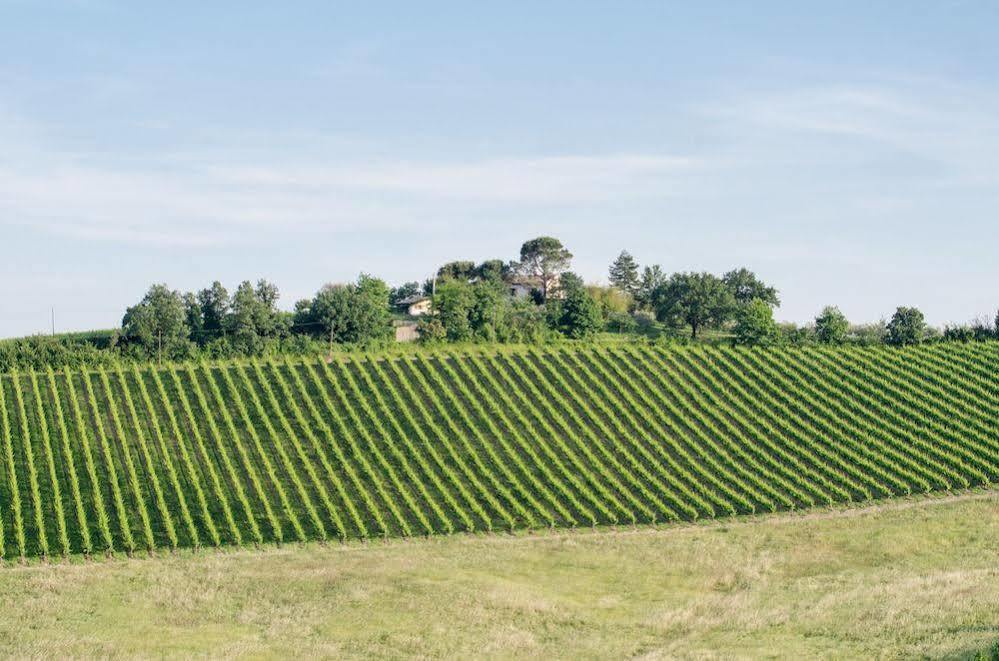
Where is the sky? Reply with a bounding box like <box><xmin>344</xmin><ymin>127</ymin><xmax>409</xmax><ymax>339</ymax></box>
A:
<box><xmin>2</xmin><ymin>1</ymin><xmax>998</xmax><ymax>337</ymax></box>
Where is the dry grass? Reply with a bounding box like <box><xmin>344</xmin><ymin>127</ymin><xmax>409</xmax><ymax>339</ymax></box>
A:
<box><xmin>0</xmin><ymin>492</ymin><xmax>995</xmax><ymax>659</ymax></box>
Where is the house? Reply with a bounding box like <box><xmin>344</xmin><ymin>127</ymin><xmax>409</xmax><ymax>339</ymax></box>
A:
<box><xmin>506</xmin><ymin>273</ymin><xmax>563</xmax><ymax>300</ymax></box>
<box><xmin>397</xmin><ymin>294</ymin><xmax>433</xmax><ymax>316</ymax></box>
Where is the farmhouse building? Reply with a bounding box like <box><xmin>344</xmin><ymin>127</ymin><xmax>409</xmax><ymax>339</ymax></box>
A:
<box><xmin>397</xmin><ymin>294</ymin><xmax>433</xmax><ymax>316</ymax></box>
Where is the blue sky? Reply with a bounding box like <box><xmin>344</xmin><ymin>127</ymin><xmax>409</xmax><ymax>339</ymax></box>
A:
<box><xmin>2</xmin><ymin>1</ymin><xmax>998</xmax><ymax>337</ymax></box>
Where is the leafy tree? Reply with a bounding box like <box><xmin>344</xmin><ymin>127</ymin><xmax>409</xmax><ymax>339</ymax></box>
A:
<box><xmin>548</xmin><ymin>273</ymin><xmax>602</xmax><ymax>339</ymax></box>
<box><xmin>814</xmin><ymin>305</ymin><xmax>849</xmax><ymax>345</ymax></box>
<box><xmin>183</xmin><ymin>292</ymin><xmax>203</xmax><ymax>336</ymax></box>
<box><xmin>780</xmin><ymin>322</ymin><xmax>814</xmax><ymax>346</ymax></box>
<box><xmin>121</xmin><ymin>284</ymin><xmax>190</xmax><ymax>358</ymax></box>
<box><xmin>432</xmin><ymin>279</ymin><xmax>474</xmax><ymax>342</ymax></box>
<box><xmin>652</xmin><ymin>272</ymin><xmax>735</xmax><ymax>339</ymax></box>
<box><xmin>514</xmin><ymin>236</ymin><xmax>572</xmax><ymax>302</ymax></box>
<box><xmin>307</xmin><ymin>274</ymin><xmax>392</xmax><ymax>345</ymax></box>
<box><xmin>852</xmin><ymin>321</ymin><xmax>887</xmax><ymax>346</ymax></box>
<box><xmin>415</xmin><ymin>316</ymin><xmax>446</xmax><ymax>344</ymax></box>
<box><xmin>352</xmin><ymin>274</ymin><xmax>393</xmax><ymax>343</ymax></box>
<box><xmin>197</xmin><ymin>281</ymin><xmax>230</xmax><ymax>335</ymax></box>
<box><xmin>722</xmin><ymin>268</ymin><xmax>780</xmax><ymax>308</ymax></box>
<box><xmin>225</xmin><ymin>279</ymin><xmax>289</xmax><ymax>354</ymax></box>
<box><xmin>608</xmin><ymin>250</ymin><xmax>640</xmax><ymax>295</ymax></box>
<box><xmin>733</xmin><ymin>298</ymin><xmax>780</xmax><ymax>346</ymax></box>
<box><xmin>436</xmin><ymin>260</ymin><xmax>477</xmax><ymax>282</ymax></box>
<box><xmin>468</xmin><ymin>280</ymin><xmax>506</xmax><ymax>338</ymax></box>
<box><xmin>475</xmin><ymin>259</ymin><xmax>508</xmax><ymax>284</ymax></box>
<box><xmin>587</xmin><ymin>285</ymin><xmax>632</xmax><ymax>319</ymax></box>
<box><xmin>309</xmin><ymin>284</ymin><xmax>354</xmax><ymax>340</ymax></box>
<box><xmin>886</xmin><ymin>306</ymin><xmax>926</xmax><ymax>346</ymax></box>
<box><xmin>635</xmin><ymin>264</ymin><xmax>667</xmax><ymax>310</ymax></box>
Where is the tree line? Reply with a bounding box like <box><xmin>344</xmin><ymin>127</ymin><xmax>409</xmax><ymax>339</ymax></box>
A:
<box><xmin>606</xmin><ymin>250</ymin><xmax>999</xmax><ymax>348</ymax></box>
<box><xmin>1</xmin><ymin>237</ymin><xmax>996</xmax><ymax>371</ymax></box>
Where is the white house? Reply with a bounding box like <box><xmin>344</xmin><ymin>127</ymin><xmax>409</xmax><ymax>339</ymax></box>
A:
<box><xmin>397</xmin><ymin>294</ymin><xmax>433</xmax><ymax>316</ymax></box>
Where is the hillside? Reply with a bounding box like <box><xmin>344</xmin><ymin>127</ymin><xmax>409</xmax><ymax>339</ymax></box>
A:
<box><xmin>0</xmin><ymin>342</ymin><xmax>996</xmax><ymax>558</ymax></box>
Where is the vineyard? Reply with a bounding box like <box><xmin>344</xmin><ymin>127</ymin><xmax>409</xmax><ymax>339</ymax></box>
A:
<box><xmin>0</xmin><ymin>342</ymin><xmax>995</xmax><ymax>559</ymax></box>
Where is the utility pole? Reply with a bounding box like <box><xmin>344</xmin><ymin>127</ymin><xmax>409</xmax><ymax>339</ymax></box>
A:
<box><xmin>158</xmin><ymin>330</ymin><xmax>163</xmax><ymax>366</ymax></box>
<box><xmin>51</xmin><ymin>307</ymin><xmax>55</xmax><ymax>336</ymax></box>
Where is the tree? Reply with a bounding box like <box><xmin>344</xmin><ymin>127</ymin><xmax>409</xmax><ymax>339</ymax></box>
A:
<box><xmin>587</xmin><ymin>285</ymin><xmax>632</xmax><ymax>319</ymax></box>
<box><xmin>475</xmin><ymin>259</ymin><xmax>508</xmax><ymax>284</ymax></box>
<box><xmin>733</xmin><ymin>298</ymin><xmax>780</xmax><ymax>346</ymax></box>
<box><xmin>652</xmin><ymin>272</ymin><xmax>735</xmax><ymax>339</ymax></box>
<box><xmin>635</xmin><ymin>264</ymin><xmax>667</xmax><ymax>310</ymax></box>
<box><xmin>309</xmin><ymin>284</ymin><xmax>354</xmax><ymax>342</ymax></box>
<box><xmin>197</xmin><ymin>281</ymin><xmax>230</xmax><ymax>335</ymax></box>
<box><xmin>183</xmin><ymin>292</ymin><xmax>203</xmax><ymax>337</ymax></box>
<box><xmin>886</xmin><ymin>306</ymin><xmax>926</xmax><ymax>346</ymax></box>
<box><xmin>608</xmin><ymin>250</ymin><xmax>640</xmax><ymax>295</ymax></box>
<box><xmin>307</xmin><ymin>274</ymin><xmax>393</xmax><ymax>345</ymax></box>
<box><xmin>514</xmin><ymin>236</ymin><xmax>572</xmax><ymax>302</ymax></box>
<box><xmin>432</xmin><ymin>279</ymin><xmax>474</xmax><ymax>342</ymax></box>
<box><xmin>548</xmin><ymin>273</ymin><xmax>602</xmax><ymax>339</ymax></box>
<box><xmin>225</xmin><ymin>279</ymin><xmax>289</xmax><ymax>354</ymax></box>
<box><xmin>722</xmin><ymin>268</ymin><xmax>780</xmax><ymax>308</ymax></box>
<box><xmin>468</xmin><ymin>280</ymin><xmax>506</xmax><ymax>339</ymax></box>
<box><xmin>436</xmin><ymin>260</ymin><xmax>477</xmax><ymax>282</ymax></box>
<box><xmin>352</xmin><ymin>274</ymin><xmax>393</xmax><ymax>343</ymax></box>
<box><xmin>121</xmin><ymin>284</ymin><xmax>190</xmax><ymax>359</ymax></box>
<box><xmin>814</xmin><ymin>306</ymin><xmax>849</xmax><ymax>345</ymax></box>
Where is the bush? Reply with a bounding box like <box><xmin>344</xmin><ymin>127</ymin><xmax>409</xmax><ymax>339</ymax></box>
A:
<box><xmin>733</xmin><ymin>299</ymin><xmax>780</xmax><ymax>346</ymax></box>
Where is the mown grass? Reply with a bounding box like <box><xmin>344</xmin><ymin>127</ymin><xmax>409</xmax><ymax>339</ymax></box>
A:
<box><xmin>0</xmin><ymin>492</ymin><xmax>994</xmax><ymax>658</ymax></box>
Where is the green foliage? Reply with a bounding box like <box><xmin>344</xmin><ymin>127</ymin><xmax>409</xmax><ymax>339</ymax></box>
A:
<box><xmin>514</xmin><ymin>236</ymin><xmax>572</xmax><ymax>301</ymax></box>
<box><xmin>608</xmin><ymin>250</ymin><xmax>640</xmax><ymax>295</ymax></box>
<box><xmin>122</xmin><ymin>284</ymin><xmax>190</xmax><ymax>357</ymax></box>
<box><xmin>733</xmin><ymin>299</ymin><xmax>780</xmax><ymax>346</ymax></box>
<box><xmin>0</xmin><ymin>335</ymin><xmax>121</xmax><ymax>372</ymax></box>
<box><xmin>224</xmin><ymin>280</ymin><xmax>290</xmax><ymax>355</ymax></box>
<box><xmin>298</xmin><ymin>274</ymin><xmax>392</xmax><ymax>346</ymax></box>
<box><xmin>415</xmin><ymin>316</ymin><xmax>447</xmax><ymax>345</ymax></box>
<box><xmin>433</xmin><ymin>279</ymin><xmax>475</xmax><ymax>342</ymax></box>
<box><xmin>635</xmin><ymin>264</ymin><xmax>667</xmax><ymax>311</ymax></box>
<box><xmin>815</xmin><ymin>306</ymin><xmax>850</xmax><ymax>345</ymax></box>
<box><xmin>547</xmin><ymin>273</ymin><xmax>603</xmax><ymax>339</ymax></box>
<box><xmin>586</xmin><ymin>285</ymin><xmax>632</xmax><ymax>319</ymax></box>
<box><xmin>886</xmin><ymin>307</ymin><xmax>926</xmax><ymax>346</ymax></box>
<box><xmin>389</xmin><ymin>281</ymin><xmax>421</xmax><ymax>307</ymax></box>
<box><xmin>722</xmin><ymin>268</ymin><xmax>780</xmax><ymax>308</ymax></box>
<box><xmin>779</xmin><ymin>322</ymin><xmax>814</xmax><ymax>346</ymax></box>
<box><xmin>475</xmin><ymin>259</ymin><xmax>508</xmax><ymax>283</ymax></box>
<box><xmin>436</xmin><ymin>260</ymin><xmax>477</xmax><ymax>281</ymax></box>
<box><xmin>197</xmin><ymin>281</ymin><xmax>230</xmax><ymax>334</ymax></box>
<box><xmin>652</xmin><ymin>272</ymin><xmax>735</xmax><ymax>338</ymax></box>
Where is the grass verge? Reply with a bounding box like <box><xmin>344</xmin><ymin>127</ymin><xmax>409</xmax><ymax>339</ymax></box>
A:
<box><xmin>0</xmin><ymin>490</ymin><xmax>995</xmax><ymax>658</ymax></box>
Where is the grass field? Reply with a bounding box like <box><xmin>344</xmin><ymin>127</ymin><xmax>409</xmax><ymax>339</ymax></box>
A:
<box><xmin>0</xmin><ymin>341</ymin><xmax>996</xmax><ymax>558</ymax></box>
<box><xmin>0</xmin><ymin>491</ymin><xmax>994</xmax><ymax>658</ymax></box>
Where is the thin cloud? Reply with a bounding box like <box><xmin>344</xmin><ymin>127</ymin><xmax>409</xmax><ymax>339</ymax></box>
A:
<box><xmin>0</xmin><ymin>123</ymin><xmax>704</xmax><ymax>245</ymax></box>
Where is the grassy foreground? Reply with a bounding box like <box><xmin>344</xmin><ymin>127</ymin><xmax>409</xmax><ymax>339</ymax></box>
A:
<box><xmin>0</xmin><ymin>492</ymin><xmax>995</xmax><ymax>658</ymax></box>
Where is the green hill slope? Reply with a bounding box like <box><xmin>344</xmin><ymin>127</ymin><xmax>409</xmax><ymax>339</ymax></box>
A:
<box><xmin>0</xmin><ymin>342</ymin><xmax>995</xmax><ymax>558</ymax></box>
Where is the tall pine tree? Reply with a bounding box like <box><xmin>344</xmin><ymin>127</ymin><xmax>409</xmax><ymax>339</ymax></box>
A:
<box><xmin>608</xmin><ymin>250</ymin><xmax>640</xmax><ymax>295</ymax></box>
